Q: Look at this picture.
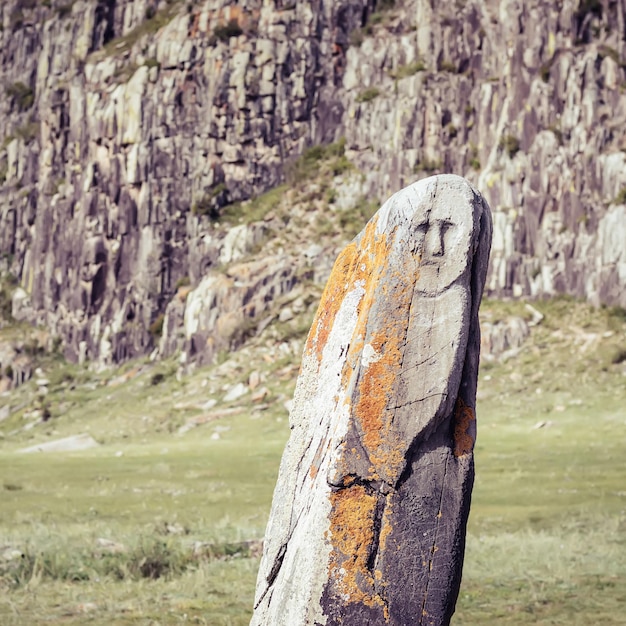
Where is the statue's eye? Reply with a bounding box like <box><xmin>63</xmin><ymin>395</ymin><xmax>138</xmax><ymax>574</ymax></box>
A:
<box><xmin>416</xmin><ymin>222</ymin><xmax>429</xmax><ymax>233</ymax></box>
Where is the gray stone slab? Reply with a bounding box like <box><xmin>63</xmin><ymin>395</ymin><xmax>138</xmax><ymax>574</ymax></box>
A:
<box><xmin>251</xmin><ymin>174</ymin><xmax>492</xmax><ymax>625</ymax></box>
<box><xmin>19</xmin><ymin>433</ymin><xmax>100</xmax><ymax>453</ymax></box>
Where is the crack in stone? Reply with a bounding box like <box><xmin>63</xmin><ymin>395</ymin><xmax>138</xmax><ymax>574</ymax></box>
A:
<box><xmin>419</xmin><ymin>452</ymin><xmax>450</xmax><ymax>625</ymax></box>
<box><xmin>390</xmin><ymin>392</ymin><xmax>446</xmax><ymax>412</ymax></box>
<box><xmin>402</xmin><ymin>343</ymin><xmax>450</xmax><ymax>370</ymax></box>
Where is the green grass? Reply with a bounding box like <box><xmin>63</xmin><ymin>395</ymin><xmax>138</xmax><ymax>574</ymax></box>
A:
<box><xmin>5</xmin><ymin>82</ymin><xmax>34</xmax><ymax>111</ymax></box>
<box><xmin>614</xmin><ymin>187</ymin><xmax>626</xmax><ymax>205</ymax></box>
<box><xmin>454</xmin><ymin>297</ymin><xmax>626</xmax><ymax>623</ymax></box>
<box><xmin>284</xmin><ymin>137</ymin><xmax>349</xmax><ymax>186</ymax></box>
<box><xmin>338</xmin><ymin>196</ymin><xmax>380</xmax><ymax>238</ymax></box>
<box><xmin>439</xmin><ymin>59</ymin><xmax>458</xmax><ymax>72</ymax></box>
<box><xmin>1</xmin><ymin>554</ymin><xmax>258</xmax><ymax>625</ymax></box>
<box><xmin>191</xmin><ymin>182</ymin><xmax>229</xmax><ymax>219</ymax></box>
<box><xmin>14</xmin><ymin>121</ymin><xmax>39</xmax><ymax>144</ymax></box>
<box><xmin>389</xmin><ymin>60</ymin><xmax>426</xmax><ymax>79</ymax></box>
<box><xmin>0</xmin><ymin>271</ymin><xmax>17</xmax><ymax>320</ymax></box>
<box><xmin>500</xmin><ymin>133</ymin><xmax>521</xmax><ymax>158</ymax></box>
<box><xmin>1</xmin><ymin>299</ymin><xmax>625</xmax><ymax>623</ymax></box>
<box><xmin>0</xmin><ymin>360</ymin><xmax>289</xmax><ymax>624</ymax></box>
<box><xmin>220</xmin><ymin>184</ymin><xmax>288</xmax><ymax>225</ymax></box>
<box><xmin>355</xmin><ymin>87</ymin><xmax>381</xmax><ymax>103</ymax></box>
<box><xmin>414</xmin><ymin>157</ymin><xmax>442</xmax><ymax>173</ymax></box>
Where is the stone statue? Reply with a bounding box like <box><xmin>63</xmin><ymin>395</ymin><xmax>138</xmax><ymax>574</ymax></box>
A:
<box><xmin>251</xmin><ymin>174</ymin><xmax>492</xmax><ymax>626</ymax></box>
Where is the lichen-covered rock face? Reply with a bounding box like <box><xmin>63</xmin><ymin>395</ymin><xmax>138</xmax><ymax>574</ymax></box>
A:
<box><xmin>251</xmin><ymin>175</ymin><xmax>492</xmax><ymax>626</ymax></box>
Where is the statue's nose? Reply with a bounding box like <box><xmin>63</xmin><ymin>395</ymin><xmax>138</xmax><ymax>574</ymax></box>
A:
<box><xmin>426</xmin><ymin>226</ymin><xmax>445</xmax><ymax>257</ymax></box>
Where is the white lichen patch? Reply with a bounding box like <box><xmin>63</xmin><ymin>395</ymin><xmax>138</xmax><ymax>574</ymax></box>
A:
<box><xmin>361</xmin><ymin>343</ymin><xmax>382</xmax><ymax>368</ymax></box>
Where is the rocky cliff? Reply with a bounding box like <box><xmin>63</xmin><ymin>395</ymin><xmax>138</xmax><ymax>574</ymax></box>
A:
<box><xmin>1</xmin><ymin>0</ymin><xmax>625</xmax><ymax>368</ymax></box>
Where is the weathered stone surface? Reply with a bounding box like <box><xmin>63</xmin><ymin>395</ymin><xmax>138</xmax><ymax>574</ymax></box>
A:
<box><xmin>0</xmin><ymin>335</ymin><xmax>36</xmax><ymax>391</ymax></box>
<box><xmin>481</xmin><ymin>316</ymin><xmax>530</xmax><ymax>362</ymax></box>
<box><xmin>252</xmin><ymin>174</ymin><xmax>492</xmax><ymax>625</ymax></box>
<box><xmin>159</xmin><ymin>254</ymin><xmax>302</xmax><ymax>367</ymax></box>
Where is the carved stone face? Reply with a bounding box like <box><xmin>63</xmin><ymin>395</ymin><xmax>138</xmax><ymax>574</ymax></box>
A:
<box><xmin>411</xmin><ymin>186</ymin><xmax>475</xmax><ymax>295</ymax></box>
<box><xmin>252</xmin><ymin>174</ymin><xmax>492</xmax><ymax>626</ymax></box>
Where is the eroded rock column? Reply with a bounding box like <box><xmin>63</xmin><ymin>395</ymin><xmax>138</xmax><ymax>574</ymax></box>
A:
<box><xmin>251</xmin><ymin>174</ymin><xmax>492</xmax><ymax>626</ymax></box>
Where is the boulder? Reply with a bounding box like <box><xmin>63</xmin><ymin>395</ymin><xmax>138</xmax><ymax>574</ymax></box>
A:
<box><xmin>251</xmin><ymin>175</ymin><xmax>492</xmax><ymax>626</ymax></box>
<box><xmin>19</xmin><ymin>433</ymin><xmax>100</xmax><ymax>453</ymax></box>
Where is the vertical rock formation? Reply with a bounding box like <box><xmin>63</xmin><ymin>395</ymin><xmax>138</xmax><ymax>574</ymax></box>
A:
<box><xmin>252</xmin><ymin>174</ymin><xmax>492</xmax><ymax>625</ymax></box>
<box><xmin>1</xmin><ymin>0</ymin><xmax>624</xmax><ymax>367</ymax></box>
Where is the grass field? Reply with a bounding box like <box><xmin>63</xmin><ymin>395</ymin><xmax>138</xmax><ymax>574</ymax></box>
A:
<box><xmin>1</xmin><ymin>298</ymin><xmax>625</xmax><ymax>624</ymax></box>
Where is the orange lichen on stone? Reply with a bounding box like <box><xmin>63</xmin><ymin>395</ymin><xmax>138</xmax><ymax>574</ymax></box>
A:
<box><xmin>327</xmin><ymin>486</ymin><xmax>388</xmax><ymax>617</ymax></box>
<box><xmin>351</xmin><ymin>284</ymin><xmax>413</xmax><ymax>484</ymax></box>
<box><xmin>306</xmin><ymin>215</ymin><xmax>393</xmax><ymax>365</ymax></box>
<box><xmin>355</xmin><ymin>332</ymin><xmax>400</xmax><ymax>454</ymax></box>
<box><xmin>316</xmin><ymin>213</ymin><xmax>422</xmax><ymax>485</ymax></box>
<box><xmin>347</xmin><ymin>226</ymin><xmax>392</xmax><ymax>336</ymax></box>
<box><xmin>453</xmin><ymin>398</ymin><xmax>475</xmax><ymax>457</ymax></box>
<box><xmin>378</xmin><ymin>496</ymin><xmax>394</xmax><ymax>553</ymax></box>
<box><xmin>305</xmin><ymin>241</ymin><xmax>359</xmax><ymax>362</ymax></box>
<box><xmin>341</xmin><ymin>475</ymin><xmax>357</xmax><ymax>487</ymax></box>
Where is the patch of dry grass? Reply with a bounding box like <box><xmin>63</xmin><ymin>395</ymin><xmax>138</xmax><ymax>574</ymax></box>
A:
<box><xmin>0</xmin><ymin>298</ymin><xmax>625</xmax><ymax>623</ymax></box>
